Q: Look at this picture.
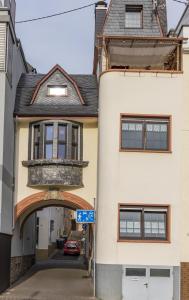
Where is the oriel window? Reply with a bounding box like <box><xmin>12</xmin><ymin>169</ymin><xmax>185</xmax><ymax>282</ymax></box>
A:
<box><xmin>30</xmin><ymin>121</ymin><xmax>81</xmax><ymax>161</ymax></box>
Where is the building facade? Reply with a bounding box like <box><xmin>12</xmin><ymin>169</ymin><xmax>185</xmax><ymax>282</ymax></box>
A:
<box><xmin>12</xmin><ymin>64</ymin><xmax>98</xmax><ymax>282</ymax></box>
<box><xmin>176</xmin><ymin>8</ymin><xmax>189</xmax><ymax>300</ymax></box>
<box><xmin>0</xmin><ymin>0</ymin><xmax>28</xmax><ymax>292</ymax></box>
<box><xmin>1</xmin><ymin>0</ymin><xmax>189</xmax><ymax>299</ymax></box>
<box><xmin>95</xmin><ymin>1</ymin><xmax>185</xmax><ymax>300</ymax></box>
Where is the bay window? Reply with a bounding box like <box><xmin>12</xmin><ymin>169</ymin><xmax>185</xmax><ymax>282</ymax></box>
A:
<box><xmin>30</xmin><ymin>120</ymin><xmax>81</xmax><ymax>161</ymax></box>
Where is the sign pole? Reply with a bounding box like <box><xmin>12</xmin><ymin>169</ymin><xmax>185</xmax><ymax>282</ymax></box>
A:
<box><xmin>93</xmin><ymin>197</ymin><xmax>96</xmax><ymax>298</ymax></box>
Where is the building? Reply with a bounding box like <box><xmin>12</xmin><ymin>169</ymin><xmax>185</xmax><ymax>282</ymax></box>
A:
<box><xmin>95</xmin><ymin>0</ymin><xmax>184</xmax><ymax>299</ymax></box>
<box><xmin>175</xmin><ymin>7</ymin><xmax>189</xmax><ymax>300</ymax></box>
<box><xmin>12</xmin><ymin>64</ymin><xmax>98</xmax><ymax>283</ymax></box>
<box><xmin>0</xmin><ymin>0</ymin><xmax>28</xmax><ymax>292</ymax></box>
<box><xmin>1</xmin><ymin>0</ymin><xmax>189</xmax><ymax>298</ymax></box>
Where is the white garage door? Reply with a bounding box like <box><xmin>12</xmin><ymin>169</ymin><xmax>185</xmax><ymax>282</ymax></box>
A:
<box><xmin>122</xmin><ymin>266</ymin><xmax>173</xmax><ymax>300</ymax></box>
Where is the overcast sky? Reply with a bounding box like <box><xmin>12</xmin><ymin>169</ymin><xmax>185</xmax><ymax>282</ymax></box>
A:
<box><xmin>15</xmin><ymin>0</ymin><xmax>185</xmax><ymax>74</ymax></box>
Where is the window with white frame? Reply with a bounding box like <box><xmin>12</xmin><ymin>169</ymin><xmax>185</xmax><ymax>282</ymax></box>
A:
<box><xmin>125</xmin><ymin>5</ymin><xmax>143</xmax><ymax>28</ymax></box>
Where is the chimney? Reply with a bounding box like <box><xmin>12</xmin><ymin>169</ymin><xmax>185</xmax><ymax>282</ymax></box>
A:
<box><xmin>95</xmin><ymin>1</ymin><xmax>107</xmax><ymax>46</ymax></box>
<box><xmin>93</xmin><ymin>1</ymin><xmax>107</xmax><ymax>74</ymax></box>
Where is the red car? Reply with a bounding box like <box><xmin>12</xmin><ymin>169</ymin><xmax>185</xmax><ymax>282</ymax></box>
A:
<box><xmin>63</xmin><ymin>240</ymin><xmax>81</xmax><ymax>255</ymax></box>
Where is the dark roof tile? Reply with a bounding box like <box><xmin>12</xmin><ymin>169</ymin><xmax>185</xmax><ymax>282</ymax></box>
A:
<box><xmin>14</xmin><ymin>74</ymin><xmax>98</xmax><ymax>117</ymax></box>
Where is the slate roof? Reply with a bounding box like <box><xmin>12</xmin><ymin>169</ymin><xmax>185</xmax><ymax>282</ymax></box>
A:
<box><xmin>14</xmin><ymin>74</ymin><xmax>98</xmax><ymax>117</ymax></box>
<box><xmin>175</xmin><ymin>6</ymin><xmax>189</xmax><ymax>35</ymax></box>
<box><xmin>103</xmin><ymin>0</ymin><xmax>167</xmax><ymax>37</ymax></box>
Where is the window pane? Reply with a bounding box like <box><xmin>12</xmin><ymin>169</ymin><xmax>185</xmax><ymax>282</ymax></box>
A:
<box><xmin>126</xmin><ymin>268</ymin><xmax>146</xmax><ymax>277</ymax></box>
<box><xmin>58</xmin><ymin>125</ymin><xmax>66</xmax><ymax>142</ymax></box>
<box><xmin>150</xmin><ymin>269</ymin><xmax>170</xmax><ymax>277</ymax></box>
<box><xmin>45</xmin><ymin>144</ymin><xmax>53</xmax><ymax>159</ymax></box>
<box><xmin>45</xmin><ymin>125</ymin><xmax>53</xmax><ymax>141</ymax></box>
<box><xmin>144</xmin><ymin>212</ymin><xmax>167</xmax><ymax>239</ymax></box>
<box><xmin>72</xmin><ymin>145</ymin><xmax>78</xmax><ymax>160</ymax></box>
<box><xmin>33</xmin><ymin>125</ymin><xmax>40</xmax><ymax>159</ymax></box>
<box><xmin>120</xmin><ymin>210</ymin><xmax>141</xmax><ymax>238</ymax></box>
<box><xmin>34</xmin><ymin>145</ymin><xmax>40</xmax><ymax>160</ymax></box>
<box><xmin>121</xmin><ymin>122</ymin><xmax>143</xmax><ymax>149</ymax></box>
<box><xmin>48</xmin><ymin>85</ymin><xmax>67</xmax><ymax>96</ymax></box>
<box><xmin>34</xmin><ymin>125</ymin><xmax>40</xmax><ymax>143</ymax></box>
<box><xmin>125</xmin><ymin>11</ymin><xmax>141</xmax><ymax>28</ymax></box>
<box><xmin>58</xmin><ymin>144</ymin><xmax>66</xmax><ymax>159</ymax></box>
<box><xmin>146</xmin><ymin>123</ymin><xmax>168</xmax><ymax>150</ymax></box>
<box><xmin>72</xmin><ymin>126</ymin><xmax>78</xmax><ymax>144</ymax></box>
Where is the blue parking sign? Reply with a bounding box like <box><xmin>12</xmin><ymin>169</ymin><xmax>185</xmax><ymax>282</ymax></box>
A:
<box><xmin>76</xmin><ymin>210</ymin><xmax>95</xmax><ymax>223</ymax></box>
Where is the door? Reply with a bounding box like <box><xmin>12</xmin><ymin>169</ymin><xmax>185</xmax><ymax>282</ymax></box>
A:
<box><xmin>122</xmin><ymin>267</ymin><xmax>148</xmax><ymax>300</ymax></box>
<box><xmin>148</xmin><ymin>267</ymin><xmax>173</xmax><ymax>300</ymax></box>
<box><xmin>122</xmin><ymin>266</ymin><xmax>173</xmax><ymax>300</ymax></box>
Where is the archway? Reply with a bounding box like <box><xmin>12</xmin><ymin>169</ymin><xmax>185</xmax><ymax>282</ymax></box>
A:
<box><xmin>15</xmin><ymin>191</ymin><xmax>94</xmax><ymax>223</ymax></box>
<box><xmin>12</xmin><ymin>191</ymin><xmax>94</xmax><ymax>286</ymax></box>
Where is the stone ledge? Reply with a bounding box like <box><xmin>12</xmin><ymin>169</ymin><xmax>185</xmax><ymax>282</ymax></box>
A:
<box><xmin>22</xmin><ymin>160</ymin><xmax>89</xmax><ymax>187</ymax></box>
<box><xmin>22</xmin><ymin>159</ymin><xmax>89</xmax><ymax>168</ymax></box>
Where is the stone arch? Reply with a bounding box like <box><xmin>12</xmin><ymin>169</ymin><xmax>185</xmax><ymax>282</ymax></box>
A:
<box><xmin>15</xmin><ymin>191</ymin><xmax>93</xmax><ymax>222</ymax></box>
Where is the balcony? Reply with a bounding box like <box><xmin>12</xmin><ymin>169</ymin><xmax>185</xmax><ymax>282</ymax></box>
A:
<box><xmin>22</xmin><ymin>159</ymin><xmax>89</xmax><ymax>187</ymax></box>
<box><xmin>99</xmin><ymin>35</ymin><xmax>185</xmax><ymax>73</ymax></box>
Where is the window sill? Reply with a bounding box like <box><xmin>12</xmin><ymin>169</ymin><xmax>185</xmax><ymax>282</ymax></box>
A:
<box><xmin>119</xmin><ymin>149</ymin><xmax>172</xmax><ymax>154</ymax></box>
<box><xmin>22</xmin><ymin>159</ymin><xmax>88</xmax><ymax>168</ymax></box>
<box><xmin>117</xmin><ymin>239</ymin><xmax>170</xmax><ymax>244</ymax></box>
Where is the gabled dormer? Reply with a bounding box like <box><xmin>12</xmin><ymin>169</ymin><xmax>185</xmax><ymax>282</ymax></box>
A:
<box><xmin>31</xmin><ymin>64</ymin><xmax>84</xmax><ymax>106</ymax></box>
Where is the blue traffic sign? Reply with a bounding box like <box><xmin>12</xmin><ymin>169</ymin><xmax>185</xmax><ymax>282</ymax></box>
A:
<box><xmin>76</xmin><ymin>210</ymin><xmax>95</xmax><ymax>223</ymax></box>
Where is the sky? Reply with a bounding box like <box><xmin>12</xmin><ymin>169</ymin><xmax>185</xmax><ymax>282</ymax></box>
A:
<box><xmin>15</xmin><ymin>0</ymin><xmax>186</xmax><ymax>74</ymax></box>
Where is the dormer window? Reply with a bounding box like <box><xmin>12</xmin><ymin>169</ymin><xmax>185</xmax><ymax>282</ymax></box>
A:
<box><xmin>47</xmin><ymin>85</ymin><xmax>68</xmax><ymax>96</ymax></box>
<box><xmin>125</xmin><ymin>5</ymin><xmax>143</xmax><ymax>28</ymax></box>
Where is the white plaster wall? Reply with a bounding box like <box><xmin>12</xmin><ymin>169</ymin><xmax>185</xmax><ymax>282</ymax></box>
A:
<box><xmin>37</xmin><ymin>209</ymin><xmax>50</xmax><ymax>250</ymax></box>
<box><xmin>181</xmin><ymin>53</ymin><xmax>189</xmax><ymax>262</ymax></box>
<box><xmin>11</xmin><ymin>213</ymin><xmax>36</xmax><ymax>257</ymax></box>
<box><xmin>49</xmin><ymin>207</ymin><xmax>64</xmax><ymax>243</ymax></box>
<box><xmin>97</xmin><ymin>71</ymin><xmax>183</xmax><ymax>266</ymax></box>
<box><xmin>37</xmin><ymin>207</ymin><xmax>64</xmax><ymax>249</ymax></box>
